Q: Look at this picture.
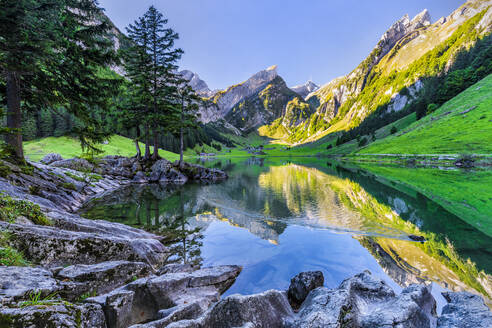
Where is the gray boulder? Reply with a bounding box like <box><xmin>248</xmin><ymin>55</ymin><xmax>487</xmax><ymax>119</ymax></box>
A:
<box><xmin>0</xmin><ymin>267</ymin><xmax>60</xmax><ymax>304</ymax></box>
<box><xmin>0</xmin><ymin>303</ymin><xmax>106</xmax><ymax>328</ymax></box>
<box><xmin>40</xmin><ymin>153</ymin><xmax>63</xmax><ymax>165</ymax></box>
<box><xmin>1</xmin><ymin>222</ymin><xmax>168</xmax><ymax>269</ymax></box>
<box><xmin>287</xmin><ymin>271</ymin><xmax>324</xmax><ymax>309</ymax></box>
<box><xmin>56</xmin><ymin>261</ymin><xmax>152</xmax><ymax>301</ymax></box>
<box><xmin>290</xmin><ymin>271</ymin><xmax>436</xmax><ymax>328</ymax></box>
<box><xmin>166</xmin><ymin>290</ymin><xmax>295</xmax><ymax>328</ymax></box>
<box><xmin>437</xmin><ymin>291</ymin><xmax>492</xmax><ymax>328</ymax></box>
<box><xmin>86</xmin><ymin>265</ymin><xmax>241</xmax><ymax>328</ymax></box>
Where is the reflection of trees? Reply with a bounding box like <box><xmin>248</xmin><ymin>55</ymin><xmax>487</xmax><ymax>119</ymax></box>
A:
<box><xmin>258</xmin><ymin>163</ymin><xmax>492</xmax><ymax>304</ymax></box>
<box><xmin>139</xmin><ymin>189</ymin><xmax>204</xmax><ymax>267</ymax></box>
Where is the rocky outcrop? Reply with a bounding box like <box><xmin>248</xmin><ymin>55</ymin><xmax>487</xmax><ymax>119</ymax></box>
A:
<box><xmin>165</xmin><ymin>290</ymin><xmax>295</xmax><ymax>328</ymax></box>
<box><xmin>1</xmin><ymin>267</ymin><xmax>490</xmax><ymax>328</ymax></box>
<box><xmin>0</xmin><ymin>221</ymin><xmax>168</xmax><ymax>269</ymax></box>
<box><xmin>86</xmin><ymin>265</ymin><xmax>242</xmax><ymax>328</ymax></box>
<box><xmin>290</xmin><ymin>271</ymin><xmax>436</xmax><ymax>327</ymax></box>
<box><xmin>179</xmin><ymin>70</ymin><xmax>215</xmax><ymax>98</ymax></box>
<box><xmin>438</xmin><ymin>291</ymin><xmax>492</xmax><ymax>328</ymax></box>
<box><xmin>290</xmin><ymin>81</ymin><xmax>320</xmax><ymax>99</ymax></box>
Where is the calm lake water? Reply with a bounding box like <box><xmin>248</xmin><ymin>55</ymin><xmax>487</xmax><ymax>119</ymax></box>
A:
<box><xmin>79</xmin><ymin>158</ymin><xmax>492</xmax><ymax>311</ymax></box>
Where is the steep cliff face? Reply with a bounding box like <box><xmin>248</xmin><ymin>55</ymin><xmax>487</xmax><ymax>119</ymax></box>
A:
<box><xmin>212</xmin><ymin>65</ymin><xmax>280</xmax><ymax>118</ymax></box>
<box><xmin>296</xmin><ymin>0</ymin><xmax>492</xmax><ymax>143</ymax></box>
<box><xmin>179</xmin><ymin>70</ymin><xmax>215</xmax><ymax>97</ymax></box>
<box><xmin>189</xmin><ymin>65</ymin><xmax>307</xmax><ymax>133</ymax></box>
<box><xmin>225</xmin><ymin>76</ymin><xmax>301</xmax><ymax>133</ymax></box>
<box><xmin>306</xmin><ymin>9</ymin><xmax>432</xmax><ymax>133</ymax></box>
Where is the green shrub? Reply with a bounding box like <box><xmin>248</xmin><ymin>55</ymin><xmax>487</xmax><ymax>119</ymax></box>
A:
<box><xmin>64</xmin><ymin>172</ymin><xmax>85</xmax><ymax>182</ymax></box>
<box><xmin>0</xmin><ymin>194</ymin><xmax>51</xmax><ymax>226</ymax></box>
<box><xmin>0</xmin><ymin>164</ymin><xmax>11</xmax><ymax>178</ymax></box>
<box><xmin>0</xmin><ymin>231</ymin><xmax>28</xmax><ymax>266</ymax></box>
<box><xmin>390</xmin><ymin>126</ymin><xmax>398</xmax><ymax>134</ymax></box>
<box><xmin>326</xmin><ymin>144</ymin><xmax>333</xmax><ymax>150</ymax></box>
<box><xmin>358</xmin><ymin>137</ymin><xmax>368</xmax><ymax>147</ymax></box>
<box><xmin>427</xmin><ymin>103</ymin><xmax>439</xmax><ymax>114</ymax></box>
<box><xmin>61</xmin><ymin>182</ymin><xmax>76</xmax><ymax>191</ymax></box>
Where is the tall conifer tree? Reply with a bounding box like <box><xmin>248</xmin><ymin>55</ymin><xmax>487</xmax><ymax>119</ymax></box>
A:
<box><xmin>123</xmin><ymin>6</ymin><xmax>182</xmax><ymax>160</ymax></box>
<box><xmin>0</xmin><ymin>0</ymin><xmax>120</xmax><ymax>161</ymax></box>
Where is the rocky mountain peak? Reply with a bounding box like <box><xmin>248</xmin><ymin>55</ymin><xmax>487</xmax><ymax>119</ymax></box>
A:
<box><xmin>178</xmin><ymin>70</ymin><xmax>214</xmax><ymax>97</ymax></box>
<box><xmin>290</xmin><ymin>80</ymin><xmax>320</xmax><ymax>99</ymax></box>
<box><xmin>410</xmin><ymin>9</ymin><xmax>431</xmax><ymax>29</ymax></box>
<box><xmin>213</xmin><ymin>65</ymin><xmax>281</xmax><ymax>115</ymax></box>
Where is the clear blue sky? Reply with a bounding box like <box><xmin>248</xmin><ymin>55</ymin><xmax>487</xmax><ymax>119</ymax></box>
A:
<box><xmin>99</xmin><ymin>0</ymin><xmax>464</xmax><ymax>90</ymax></box>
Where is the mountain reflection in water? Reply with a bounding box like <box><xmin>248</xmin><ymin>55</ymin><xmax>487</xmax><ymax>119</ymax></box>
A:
<box><xmin>79</xmin><ymin>158</ymin><xmax>492</xmax><ymax>309</ymax></box>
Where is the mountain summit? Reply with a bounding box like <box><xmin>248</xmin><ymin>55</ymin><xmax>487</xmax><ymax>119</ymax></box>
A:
<box><xmin>290</xmin><ymin>81</ymin><xmax>320</xmax><ymax>99</ymax></box>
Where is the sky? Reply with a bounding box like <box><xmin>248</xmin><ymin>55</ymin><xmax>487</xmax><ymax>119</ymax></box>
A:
<box><xmin>99</xmin><ymin>0</ymin><xmax>465</xmax><ymax>90</ymax></box>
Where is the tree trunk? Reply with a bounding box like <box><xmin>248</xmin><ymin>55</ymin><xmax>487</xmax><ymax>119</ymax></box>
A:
<box><xmin>144</xmin><ymin>123</ymin><xmax>151</xmax><ymax>159</ymax></box>
<box><xmin>135</xmin><ymin>126</ymin><xmax>141</xmax><ymax>160</ymax></box>
<box><xmin>152</xmin><ymin>125</ymin><xmax>159</xmax><ymax>160</ymax></box>
<box><xmin>179</xmin><ymin>97</ymin><xmax>184</xmax><ymax>166</ymax></box>
<box><xmin>179</xmin><ymin>126</ymin><xmax>184</xmax><ymax>166</ymax></box>
<box><xmin>6</xmin><ymin>71</ymin><xmax>23</xmax><ymax>161</ymax></box>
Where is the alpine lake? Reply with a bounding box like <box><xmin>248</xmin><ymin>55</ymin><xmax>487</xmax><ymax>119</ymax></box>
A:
<box><xmin>78</xmin><ymin>157</ymin><xmax>492</xmax><ymax>312</ymax></box>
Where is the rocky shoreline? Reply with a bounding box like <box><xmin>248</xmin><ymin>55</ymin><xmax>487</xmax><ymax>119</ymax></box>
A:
<box><xmin>0</xmin><ymin>155</ymin><xmax>491</xmax><ymax>327</ymax></box>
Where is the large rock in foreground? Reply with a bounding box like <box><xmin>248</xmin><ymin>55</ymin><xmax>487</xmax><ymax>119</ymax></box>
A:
<box><xmin>1</xmin><ymin>222</ymin><xmax>168</xmax><ymax>269</ymax></box>
<box><xmin>290</xmin><ymin>271</ymin><xmax>436</xmax><ymax>328</ymax></box>
<box><xmin>437</xmin><ymin>291</ymin><xmax>492</xmax><ymax>328</ymax></box>
<box><xmin>86</xmin><ymin>265</ymin><xmax>242</xmax><ymax>328</ymax></box>
<box><xmin>0</xmin><ymin>303</ymin><xmax>106</xmax><ymax>328</ymax></box>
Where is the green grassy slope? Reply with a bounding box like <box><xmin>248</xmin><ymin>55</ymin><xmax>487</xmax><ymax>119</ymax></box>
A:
<box><xmin>356</xmin><ymin>163</ymin><xmax>492</xmax><ymax>238</ymax></box>
<box><xmin>359</xmin><ymin>74</ymin><xmax>492</xmax><ymax>155</ymax></box>
<box><xmin>24</xmin><ymin>135</ymin><xmax>180</xmax><ymax>162</ymax></box>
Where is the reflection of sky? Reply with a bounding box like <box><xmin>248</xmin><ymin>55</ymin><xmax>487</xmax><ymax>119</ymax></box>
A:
<box><xmin>200</xmin><ymin>221</ymin><xmax>448</xmax><ymax>311</ymax></box>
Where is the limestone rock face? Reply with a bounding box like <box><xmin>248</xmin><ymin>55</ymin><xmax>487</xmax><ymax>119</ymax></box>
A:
<box><xmin>179</xmin><ymin>70</ymin><xmax>214</xmax><ymax>97</ymax></box>
<box><xmin>437</xmin><ymin>291</ymin><xmax>492</xmax><ymax>328</ymax></box>
<box><xmin>290</xmin><ymin>81</ymin><xmax>320</xmax><ymax>99</ymax></box>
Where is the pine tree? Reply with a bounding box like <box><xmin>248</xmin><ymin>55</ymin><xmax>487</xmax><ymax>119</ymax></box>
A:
<box><xmin>0</xmin><ymin>0</ymin><xmax>120</xmax><ymax>161</ymax></box>
<box><xmin>144</xmin><ymin>6</ymin><xmax>183</xmax><ymax>160</ymax></box>
<box><xmin>122</xmin><ymin>15</ymin><xmax>153</xmax><ymax>159</ymax></box>
<box><xmin>122</xmin><ymin>6</ymin><xmax>183</xmax><ymax>161</ymax></box>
